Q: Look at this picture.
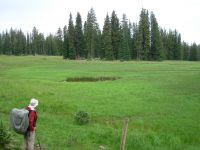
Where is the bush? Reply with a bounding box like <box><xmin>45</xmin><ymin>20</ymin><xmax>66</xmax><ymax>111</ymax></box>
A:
<box><xmin>0</xmin><ymin>120</ymin><xmax>12</xmax><ymax>149</ymax></box>
<box><xmin>74</xmin><ymin>110</ymin><xmax>90</xmax><ymax>125</ymax></box>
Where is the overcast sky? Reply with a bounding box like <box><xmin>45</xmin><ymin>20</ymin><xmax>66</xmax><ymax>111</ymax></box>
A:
<box><xmin>0</xmin><ymin>0</ymin><xmax>200</xmax><ymax>44</ymax></box>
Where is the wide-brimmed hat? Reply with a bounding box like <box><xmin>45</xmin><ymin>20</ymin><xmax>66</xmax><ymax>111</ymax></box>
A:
<box><xmin>29</xmin><ymin>98</ymin><xmax>39</xmax><ymax>108</ymax></box>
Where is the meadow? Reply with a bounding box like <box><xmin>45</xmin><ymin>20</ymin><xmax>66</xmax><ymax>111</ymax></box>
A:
<box><xmin>0</xmin><ymin>55</ymin><xmax>200</xmax><ymax>150</ymax></box>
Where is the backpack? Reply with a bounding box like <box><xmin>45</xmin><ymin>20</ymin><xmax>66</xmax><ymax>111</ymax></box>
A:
<box><xmin>10</xmin><ymin>108</ymin><xmax>29</xmax><ymax>134</ymax></box>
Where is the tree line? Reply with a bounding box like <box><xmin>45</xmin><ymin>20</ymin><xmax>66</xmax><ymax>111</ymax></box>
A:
<box><xmin>0</xmin><ymin>8</ymin><xmax>199</xmax><ymax>61</ymax></box>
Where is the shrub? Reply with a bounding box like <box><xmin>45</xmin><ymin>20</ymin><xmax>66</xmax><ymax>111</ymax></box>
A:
<box><xmin>0</xmin><ymin>120</ymin><xmax>12</xmax><ymax>149</ymax></box>
<box><xmin>74</xmin><ymin>110</ymin><xmax>90</xmax><ymax>125</ymax></box>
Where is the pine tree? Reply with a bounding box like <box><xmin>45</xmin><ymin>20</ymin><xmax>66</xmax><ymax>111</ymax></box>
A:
<box><xmin>26</xmin><ymin>33</ymin><xmax>31</xmax><ymax>54</ymax></box>
<box><xmin>31</xmin><ymin>27</ymin><xmax>39</xmax><ymax>55</ymax></box>
<box><xmin>10</xmin><ymin>28</ymin><xmax>15</xmax><ymax>55</ymax></box>
<box><xmin>111</xmin><ymin>11</ymin><xmax>121</xmax><ymax>60</ymax></box>
<box><xmin>198</xmin><ymin>45</ymin><xmax>200</xmax><ymax>61</ymax></box>
<box><xmin>83</xmin><ymin>21</ymin><xmax>87</xmax><ymax>58</ymax></box>
<box><xmin>38</xmin><ymin>33</ymin><xmax>45</xmax><ymax>55</ymax></box>
<box><xmin>120</xmin><ymin>32</ymin><xmax>131</xmax><ymax>60</ymax></box>
<box><xmin>85</xmin><ymin>8</ymin><xmax>99</xmax><ymax>59</ymax></box>
<box><xmin>128</xmin><ymin>21</ymin><xmax>133</xmax><ymax>59</ymax></box>
<box><xmin>166</xmin><ymin>30</ymin><xmax>174</xmax><ymax>59</ymax></box>
<box><xmin>160</xmin><ymin>28</ymin><xmax>168</xmax><ymax>59</ymax></box>
<box><xmin>56</xmin><ymin>27</ymin><xmax>63</xmax><ymax>55</ymax></box>
<box><xmin>7</xmin><ymin>28</ymin><xmax>27</xmax><ymax>55</ymax></box>
<box><xmin>84</xmin><ymin>20</ymin><xmax>91</xmax><ymax>59</ymax></box>
<box><xmin>150</xmin><ymin>12</ymin><xmax>163</xmax><ymax>60</ymax></box>
<box><xmin>18</xmin><ymin>29</ymin><xmax>26</xmax><ymax>55</ymax></box>
<box><xmin>45</xmin><ymin>34</ymin><xmax>57</xmax><ymax>55</ymax></box>
<box><xmin>138</xmin><ymin>8</ymin><xmax>150</xmax><ymax>60</ymax></box>
<box><xmin>132</xmin><ymin>23</ymin><xmax>141</xmax><ymax>59</ymax></box>
<box><xmin>165</xmin><ymin>30</ymin><xmax>182</xmax><ymax>60</ymax></box>
<box><xmin>3</xmin><ymin>31</ymin><xmax>11</xmax><ymax>55</ymax></box>
<box><xmin>118</xmin><ymin>14</ymin><xmax>131</xmax><ymax>60</ymax></box>
<box><xmin>174</xmin><ymin>31</ymin><xmax>182</xmax><ymax>60</ymax></box>
<box><xmin>94</xmin><ymin>28</ymin><xmax>102</xmax><ymax>58</ymax></box>
<box><xmin>63</xmin><ymin>25</ymin><xmax>69</xmax><ymax>59</ymax></box>
<box><xmin>102</xmin><ymin>14</ymin><xmax>113</xmax><ymax>60</ymax></box>
<box><xmin>68</xmin><ymin>13</ymin><xmax>76</xmax><ymax>59</ymax></box>
<box><xmin>182</xmin><ymin>42</ymin><xmax>189</xmax><ymax>60</ymax></box>
<box><xmin>75</xmin><ymin>12</ymin><xmax>84</xmax><ymax>59</ymax></box>
<box><xmin>189</xmin><ymin>43</ymin><xmax>198</xmax><ymax>61</ymax></box>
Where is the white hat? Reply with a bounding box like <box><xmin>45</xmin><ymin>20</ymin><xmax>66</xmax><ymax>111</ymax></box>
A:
<box><xmin>29</xmin><ymin>98</ymin><xmax>39</xmax><ymax>108</ymax></box>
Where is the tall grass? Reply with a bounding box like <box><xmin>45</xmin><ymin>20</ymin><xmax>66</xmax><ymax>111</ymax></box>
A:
<box><xmin>0</xmin><ymin>56</ymin><xmax>200</xmax><ymax>149</ymax></box>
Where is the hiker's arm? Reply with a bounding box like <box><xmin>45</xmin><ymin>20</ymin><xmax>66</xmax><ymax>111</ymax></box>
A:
<box><xmin>29</xmin><ymin>112</ymin><xmax>36</xmax><ymax>131</ymax></box>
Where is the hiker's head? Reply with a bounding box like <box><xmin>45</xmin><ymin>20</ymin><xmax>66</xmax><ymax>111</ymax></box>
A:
<box><xmin>29</xmin><ymin>98</ymin><xmax>39</xmax><ymax>108</ymax></box>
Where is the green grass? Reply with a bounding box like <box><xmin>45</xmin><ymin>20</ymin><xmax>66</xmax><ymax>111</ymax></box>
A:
<box><xmin>0</xmin><ymin>55</ymin><xmax>200</xmax><ymax>150</ymax></box>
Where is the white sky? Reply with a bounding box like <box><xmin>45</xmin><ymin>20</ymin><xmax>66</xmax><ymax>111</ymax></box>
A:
<box><xmin>0</xmin><ymin>0</ymin><xmax>200</xmax><ymax>44</ymax></box>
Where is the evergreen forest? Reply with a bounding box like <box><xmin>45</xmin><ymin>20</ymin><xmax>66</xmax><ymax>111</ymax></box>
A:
<box><xmin>0</xmin><ymin>8</ymin><xmax>199</xmax><ymax>61</ymax></box>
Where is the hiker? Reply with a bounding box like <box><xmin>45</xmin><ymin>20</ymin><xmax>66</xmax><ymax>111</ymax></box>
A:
<box><xmin>22</xmin><ymin>98</ymin><xmax>38</xmax><ymax>150</ymax></box>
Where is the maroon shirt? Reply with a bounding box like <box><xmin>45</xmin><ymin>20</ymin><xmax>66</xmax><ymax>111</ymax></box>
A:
<box><xmin>26</xmin><ymin>106</ymin><xmax>37</xmax><ymax>131</ymax></box>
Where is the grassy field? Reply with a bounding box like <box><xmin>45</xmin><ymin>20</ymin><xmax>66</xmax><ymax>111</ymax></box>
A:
<box><xmin>0</xmin><ymin>55</ymin><xmax>200</xmax><ymax>150</ymax></box>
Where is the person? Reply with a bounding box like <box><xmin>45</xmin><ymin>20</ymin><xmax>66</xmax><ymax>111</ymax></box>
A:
<box><xmin>22</xmin><ymin>98</ymin><xmax>38</xmax><ymax>150</ymax></box>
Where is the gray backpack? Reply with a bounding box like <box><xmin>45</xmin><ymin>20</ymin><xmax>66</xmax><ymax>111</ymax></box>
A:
<box><xmin>10</xmin><ymin>108</ymin><xmax>29</xmax><ymax>134</ymax></box>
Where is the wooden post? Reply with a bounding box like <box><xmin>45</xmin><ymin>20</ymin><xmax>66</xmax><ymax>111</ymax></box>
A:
<box><xmin>120</xmin><ymin>118</ymin><xmax>129</xmax><ymax>150</ymax></box>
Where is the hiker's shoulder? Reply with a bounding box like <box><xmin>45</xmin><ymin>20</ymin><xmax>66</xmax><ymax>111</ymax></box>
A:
<box><xmin>25</xmin><ymin>106</ymin><xmax>36</xmax><ymax>112</ymax></box>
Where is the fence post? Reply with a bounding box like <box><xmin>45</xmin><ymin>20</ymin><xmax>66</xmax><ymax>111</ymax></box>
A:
<box><xmin>120</xmin><ymin>118</ymin><xmax>129</xmax><ymax>150</ymax></box>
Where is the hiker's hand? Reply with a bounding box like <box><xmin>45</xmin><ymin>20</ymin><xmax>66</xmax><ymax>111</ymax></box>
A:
<box><xmin>34</xmin><ymin>127</ymin><xmax>36</xmax><ymax>131</ymax></box>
